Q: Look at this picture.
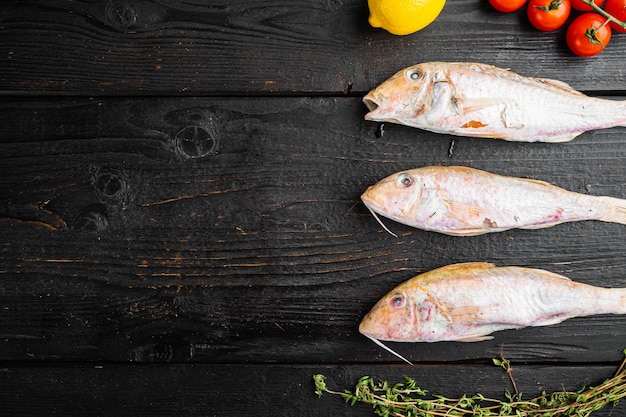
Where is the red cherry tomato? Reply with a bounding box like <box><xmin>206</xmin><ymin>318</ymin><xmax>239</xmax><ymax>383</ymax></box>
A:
<box><xmin>570</xmin><ymin>0</ymin><xmax>604</xmax><ymax>11</ymax></box>
<box><xmin>566</xmin><ymin>13</ymin><xmax>612</xmax><ymax>56</ymax></box>
<box><xmin>604</xmin><ymin>0</ymin><xmax>626</xmax><ymax>32</ymax></box>
<box><xmin>489</xmin><ymin>0</ymin><xmax>528</xmax><ymax>12</ymax></box>
<box><xmin>527</xmin><ymin>0</ymin><xmax>571</xmax><ymax>31</ymax></box>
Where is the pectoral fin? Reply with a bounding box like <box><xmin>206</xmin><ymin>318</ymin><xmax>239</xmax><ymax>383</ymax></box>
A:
<box><xmin>447</xmin><ymin>201</ymin><xmax>483</xmax><ymax>218</ymax></box>
<box><xmin>453</xmin><ymin>334</ymin><xmax>495</xmax><ymax>342</ymax></box>
<box><xmin>455</xmin><ymin>99</ymin><xmax>526</xmax><ymax>136</ymax></box>
<box><xmin>446</xmin><ymin>305</ymin><xmax>489</xmax><ymax>324</ymax></box>
<box><xmin>531</xmin><ymin>314</ymin><xmax>575</xmax><ymax>327</ymax></box>
<box><xmin>455</xmin><ymin>98</ymin><xmax>505</xmax><ymax>114</ymax></box>
<box><xmin>541</xmin><ymin>131</ymin><xmax>584</xmax><ymax>143</ymax></box>
<box><xmin>443</xmin><ymin>201</ymin><xmax>500</xmax><ymax>235</ymax></box>
<box><xmin>425</xmin><ymin>82</ymin><xmax>455</xmax><ymax>123</ymax></box>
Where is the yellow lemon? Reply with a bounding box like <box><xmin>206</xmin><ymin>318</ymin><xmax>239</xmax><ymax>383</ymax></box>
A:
<box><xmin>368</xmin><ymin>0</ymin><xmax>446</xmax><ymax>35</ymax></box>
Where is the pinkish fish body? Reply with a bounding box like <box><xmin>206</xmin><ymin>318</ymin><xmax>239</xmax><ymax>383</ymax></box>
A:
<box><xmin>363</xmin><ymin>62</ymin><xmax>626</xmax><ymax>143</ymax></box>
<box><xmin>361</xmin><ymin>166</ymin><xmax>626</xmax><ymax>236</ymax></box>
<box><xmin>359</xmin><ymin>262</ymin><xmax>626</xmax><ymax>346</ymax></box>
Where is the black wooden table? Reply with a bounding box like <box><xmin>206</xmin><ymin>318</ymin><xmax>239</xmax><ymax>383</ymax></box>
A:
<box><xmin>1</xmin><ymin>1</ymin><xmax>626</xmax><ymax>416</ymax></box>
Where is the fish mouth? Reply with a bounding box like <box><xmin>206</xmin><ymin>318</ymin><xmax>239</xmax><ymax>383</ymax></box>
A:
<box><xmin>363</xmin><ymin>93</ymin><xmax>383</xmax><ymax>121</ymax></box>
<box><xmin>360</xmin><ymin>188</ymin><xmax>384</xmax><ymax>217</ymax></box>
<box><xmin>360</xmin><ymin>186</ymin><xmax>376</xmax><ymax>207</ymax></box>
<box><xmin>358</xmin><ymin>311</ymin><xmax>386</xmax><ymax>341</ymax></box>
<box><xmin>359</xmin><ymin>309</ymin><xmax>413</xmax><ymax>364</ymax></box>
<box><xmin>363</xmin><ymin>93</ymin><xmax>403</xmax><ymax>125</ymax></box>
<box><xmin>361</xmin><ymin>189</ymin><xmax>398</xmax><ymax>238</ymax></box>
<box><xmin>363</xmin><ymin>94</ymin><xmax>379</xmax><ymax>113</ymax></box>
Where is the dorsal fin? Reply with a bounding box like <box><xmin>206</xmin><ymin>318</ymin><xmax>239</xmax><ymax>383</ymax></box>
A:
<box><xmin>415</xmin><ymin>262</ymin><xmax>497</xmax><ymax>284</ymax></box>
<box><xmin>438</xmin><ymin>262</ymin><xmax>496</xmax><ymax>273</ymax></box>
<box><xmin>536</xmin><ymin>78</ymin><xmax>587</xmax><ymax>97</ymax></box>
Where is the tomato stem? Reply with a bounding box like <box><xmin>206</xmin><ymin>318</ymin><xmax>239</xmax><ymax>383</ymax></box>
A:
<box><xmin>582</xmin><ymin>0</ymin><xmax>626</xmax><ymax>29</ymax></box>
<box><xmin>585</xmin><ymin>26</ymin><xmax>605</xmax><ymax>46</ymax></box>
<box><xmin>597</xmin><ymin>17</ymin><xmax>611</xmax><ymax>31</ymax></box>
<box><xmin>534</xmin><ymin>0</ymin><xmax>563</xmax><ymax>11</ymax></box>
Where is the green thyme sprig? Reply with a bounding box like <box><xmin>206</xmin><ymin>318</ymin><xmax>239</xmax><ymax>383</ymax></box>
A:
<box><xmin>314</xmin><ymin>350</ymin><xmax>626</xmax><ymax>417</ymax></box>
<box><xmin>493</xmin><ymin>353</ymin><xmax>518</xmax><ymax>395</ymax></box>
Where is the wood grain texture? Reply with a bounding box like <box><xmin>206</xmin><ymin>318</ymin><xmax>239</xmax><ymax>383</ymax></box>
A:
<box><xmin>1</xmin><ymin>97</ymin><xmax>625</xmax><ymax>365</ymax></box>
<box><xmin>1</xmin><ymin>0</ymin><xmax>626</xmax><ymax>95</ymax></box>
<box><xmin>2</xmin><ymin>363</ymin><xmax>626</xmax><ymax>416</ymax></box>
<box><xmin>2</xmin><ymin>2</ymin><xmax>626</xmax><ymax>416</ymax></box>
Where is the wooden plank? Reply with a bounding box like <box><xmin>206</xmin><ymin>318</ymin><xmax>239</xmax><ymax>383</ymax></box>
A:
<box><xmin>1</xmin><ymin>97</ymin><xmax>625</xmax><ymax>364</ymax></box>
<box><xmin>3</xmin><ymin>3</ymin><xmax>626</xmax><ymax>417</ymax></box>
<box><xmin>1</xmin><ymin>363</ymin><xmax>625</xmax><ymax>416</ymax></box>
<box><xmin>2</xmin><ymin>1</ymin><xmax>626</xmax><ymax>95</ymax></box>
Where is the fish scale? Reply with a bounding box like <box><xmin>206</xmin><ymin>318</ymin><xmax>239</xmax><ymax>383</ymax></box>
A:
<box><xmin>361</xmin><ymin>166</ymin><xmax>626</xmax><ymax>236</ymax></box>
<box><xmin>363</xmin><ymin>62</ymin><xmax>626</xmax><ymax>142</ymax></box>
<box><xmin>359</xmin><ymin>263</ymin><xmax>626</xmax><ymax>364</ymax></box>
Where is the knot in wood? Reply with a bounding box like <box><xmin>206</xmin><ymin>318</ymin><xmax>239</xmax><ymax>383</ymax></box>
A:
<box><xmin>105</xmin><ymin>1</ymin><xmax>138</xmax><ymax>31</ymax></box>
<box><xmin>73</xmin><ymin>204</ymin><xmax>109</xmax><ymax>232</ymax></box>
<box><xmin>174</xmin><ymin>125</ymin><xmax>218</xmax><ymax>159</ymax></box>
<box><xmin>332</xmin><ymin>366</ymin><xmax>350</xmax><ymax>386</ymax></box>
<box><xmin>324</xmin><ymin>0</ymin><xmax>343</xmax><ymax>11</ymax></box>
<box><xmin>93</xmin><ymin>168</ymin><xmax>129</xmax><ymax>202</ymax></box>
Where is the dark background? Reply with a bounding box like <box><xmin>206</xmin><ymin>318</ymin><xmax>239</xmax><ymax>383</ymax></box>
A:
<box><xmin>1</xmin><ymin>1</ymin><xmax>625</xmax><ymax>415</ymax></box>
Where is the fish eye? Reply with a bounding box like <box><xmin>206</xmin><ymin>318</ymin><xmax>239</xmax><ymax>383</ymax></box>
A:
<box><xmin>407</xmin><ymin>70</ymin><xmax>421</xmax><ymax>81</ymax></box>
<box><xmin>396</xmin><ymin>173</ymin><xmax>414</xmax><ymax>188</ymax></box>
<box><xmin>390</xmin><ymin>293</ymin><xmax>406</xmax><ymax>309</ymax></box>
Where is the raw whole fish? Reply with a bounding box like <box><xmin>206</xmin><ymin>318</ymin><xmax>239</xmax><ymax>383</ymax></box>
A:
<box><xmin>363</xmin><ymin>62</ymin><xmax>626</xmax><ymax>142</ymax></box>
<box><xmin>361</xmin><ymin>166</ymin><xmax>626</xmax><ymax>236</ymax></box>
<box><xmin>359</xmin><ymin>262</ymin><xmax>626</xmax><ymax>359</ymax></box>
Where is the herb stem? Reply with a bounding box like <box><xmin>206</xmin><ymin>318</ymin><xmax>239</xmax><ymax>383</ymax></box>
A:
<box><xmin>314</xmin><ymin>352</ymin><xmax>626</xmax><ymax>417</ymax></box>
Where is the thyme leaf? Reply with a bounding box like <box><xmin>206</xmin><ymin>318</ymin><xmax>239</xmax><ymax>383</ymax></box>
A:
<box><xmin>314</xmin><ymin>351</ymin><xmax>626</xmax><ymax>417</ymax></box>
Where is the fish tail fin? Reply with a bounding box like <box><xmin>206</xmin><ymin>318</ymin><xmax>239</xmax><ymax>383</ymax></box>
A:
<box><xmin>605</xmin><ymin>288</ymin><xmax>626</xmax><ymax>315</ymax></box>
<box><xmin>596</xmin><ymin>196</ymin><xmax>626</xmax><ymax>225</ymax></box>
<box><xmin>620</xmin><ymin>290</ymin><xmax>626</xmax><ymax>314</ymax></box>
<box><xmin>619</xmin><ymin>101</ymin><xmax>626</xmax><ymax>127</ymax></box>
